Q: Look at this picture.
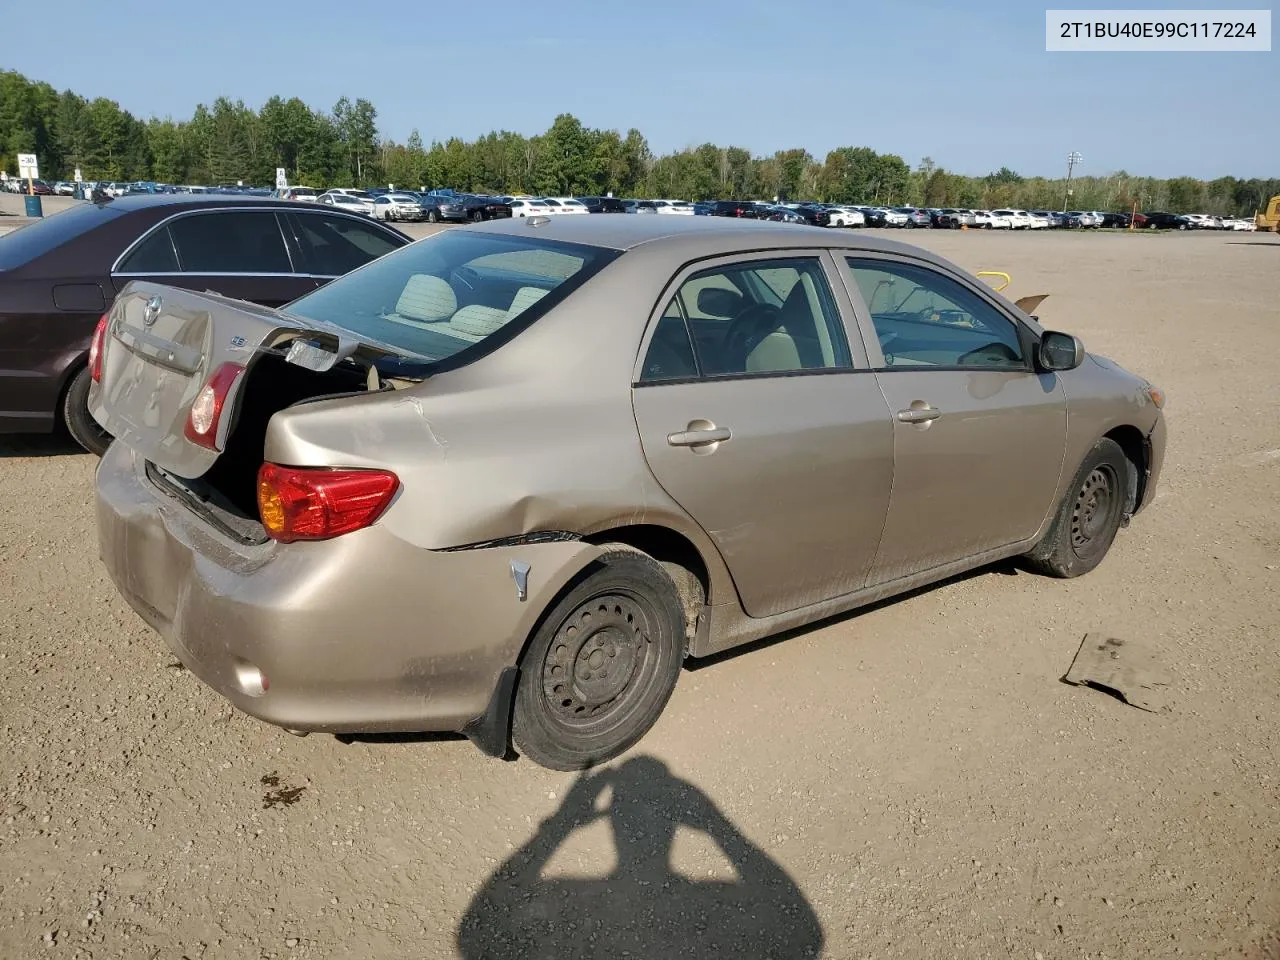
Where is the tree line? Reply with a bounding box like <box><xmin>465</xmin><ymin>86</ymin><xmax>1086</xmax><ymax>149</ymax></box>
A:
<box><xmin>2</xmin><ymin>69</ymin><xmax>1276</xmax><ymax>216</ymax></box>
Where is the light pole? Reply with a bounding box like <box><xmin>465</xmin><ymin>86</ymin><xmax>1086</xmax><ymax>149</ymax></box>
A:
<box><xmin>1063</xmin><ymin>151</ymin><xmax>1082</xmax><ymax>212</ymax></box>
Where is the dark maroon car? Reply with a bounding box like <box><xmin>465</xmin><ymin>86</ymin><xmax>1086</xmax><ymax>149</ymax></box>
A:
<box><xmin>0</xmin><ymin>194</ymin><xmax>409</xmax><ymax>453</ymax></box>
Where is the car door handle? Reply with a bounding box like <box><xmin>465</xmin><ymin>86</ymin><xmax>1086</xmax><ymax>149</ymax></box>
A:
<box><xmin>896</xmin><ymin>405</ymin><xmax>942</xmax><ymax>424</ymax></box>
<box><xmin>667</xmin><ymin>427</ymin><xmax>731</xmax><ymax>447</ymax></box>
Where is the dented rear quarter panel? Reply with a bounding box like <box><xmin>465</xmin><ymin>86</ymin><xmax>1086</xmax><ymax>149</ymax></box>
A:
<box><xmin>262</xmin><ymin>240</ymin><xmax>741</xmax><ymax>605</ymax></box>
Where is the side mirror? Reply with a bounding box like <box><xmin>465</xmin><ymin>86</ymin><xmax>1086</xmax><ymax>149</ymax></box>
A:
<box><xmin>1038</xmin><ymin>331</ymin><xmax>1085</xmax><ymax>371</ymax></box>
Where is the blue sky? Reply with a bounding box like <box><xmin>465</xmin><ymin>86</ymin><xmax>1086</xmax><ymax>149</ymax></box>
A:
<box><xmin>9</xmin><ymin>0</ymin><xmax>1276</xmax><ymax>178</ymax></box>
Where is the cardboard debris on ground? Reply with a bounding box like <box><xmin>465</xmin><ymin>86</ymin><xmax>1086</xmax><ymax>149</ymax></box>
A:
<box><xmin>1062</xmin><ymin>633</ymin><xmax>1171</xmax><ymax>712</ymax></box>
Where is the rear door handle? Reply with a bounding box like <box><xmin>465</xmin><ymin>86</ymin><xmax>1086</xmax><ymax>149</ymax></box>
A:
<box><xmin>668</xmin><ymin>427</ymin><xmax>731</xmax><ymax>447</ymax></box>
<box><xmin>896</xmin><ymin>405</ymin><xmax>942</xmax><ymax>424</ymax></box>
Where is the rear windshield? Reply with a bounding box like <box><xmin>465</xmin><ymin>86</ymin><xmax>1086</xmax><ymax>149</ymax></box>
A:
<box><xmin>0</xmin><ymin>202</ymin><xmax>125</xmax><ymax>271</ymax></box>
<box><xmin>282</xmin><ymin>231</ymin><xmax>620</xmax><ymax>363</ymax></box>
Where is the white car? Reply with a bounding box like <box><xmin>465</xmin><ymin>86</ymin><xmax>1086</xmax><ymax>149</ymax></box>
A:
<box><xmin>651</xmin><ymin>199</ymin><xmax>695</xmax><ymax>215</ymax></box>
<box><xmin>992</xmin><ymin>209</ymin><xmax>1031</xmax><ymax>230</ymax></box>
<box><xmin>826</xmin><ymin>206</ymin><xmax>866</xmax><ymax>227</ymax></box>
<box><xmin>373</xmin><ymin>193</ymin><xmax>425</xmax><ymax>221</ymax></box>
<box><xmin>972</xmin><ymin>210</ymin><xmax>1011</xmax><ymax>229</ymax></box>
<box><xmin>539</xmin><ymin>198</ymin><xmax>589</xmax><ymax>215</ymax></box>
<box><xmin>509</xmin><ymin>198</ymin><xmax>552</xmax><ymax>218</ymax></box>
<box><xmin>321</xmin><ymin>188</ymin><xmax>377</xmax><ymax>203</ymax></box>
<box><xmin>318</xmin><ymin>193</ymin><xmax>375</xmax><ymax>216</ymax></box>
<box><xmin>874</xmin><ymin>207</ymin><xmax>909</xmax><ymax>227</ymax></box>
<box><xmin>552</xmin><ymin>198</ymin><xmax>590</xmax><ymax>215</ymax></box>
<box><xmin>274</xmin><ymin>186</ymin><xmax>320</xmax><ymax>202</ymax></box>
<box><xmin>1025</xmin><ymin>211</ymin><xmax>1052</xmax><ymax>229</ymax></box>
<box><xmin>1066</xmin><ymin>211</ymin><xmax>1100</xmax><ymax>228</ymax></box>
<box><xmin>1222</xmin><ymin>217</ymin><xmax>1256</xmax><ymax>231</ymax></box>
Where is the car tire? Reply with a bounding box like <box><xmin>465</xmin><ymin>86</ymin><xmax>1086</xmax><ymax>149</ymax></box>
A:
<box><xmin>427</xmin><ymin>209</ymin><xmax>440</xmax><ymax>223</ymax></box>
<box><xmin>61</xmin><ymin>366</ymin><xmax>112</xmax><ymax>456</ymax></box>
<box><xmin>512</xmin><ymin>549</ymin><xmax>687</xmax><ymax>771</ymax></box>
<box><xmin>1023</xmin><ymin>438</ymin><xmax>1130</xmax><ymax>579</ymax></box>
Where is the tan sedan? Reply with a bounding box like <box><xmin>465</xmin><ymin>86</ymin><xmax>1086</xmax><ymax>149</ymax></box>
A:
<box><xmin>91</xmin><ymin>216</ymin><xmax>1166</xmax><ymax>770</ymax></box>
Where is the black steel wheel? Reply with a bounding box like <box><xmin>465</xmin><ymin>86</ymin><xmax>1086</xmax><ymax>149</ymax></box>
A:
<box><xmin>471</xmin><ymin>208</ymin><xmax>484</xmax><ymax>222</ymax></box>
<box><xmin>512</xmin><ymin>550</ymin><xmax>686</xmax><ymax>770</ymax></box>
<box><xmin>1024</xmin><ymin>437</ymin><xmax>1130</xmax><ymax>578</ymax></box>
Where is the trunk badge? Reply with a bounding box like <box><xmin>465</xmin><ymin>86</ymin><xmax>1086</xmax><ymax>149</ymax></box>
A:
<box><xmin>143</xmin><ymin>295</ymin><xmax>162</xmax><ymax>327</ymax></box>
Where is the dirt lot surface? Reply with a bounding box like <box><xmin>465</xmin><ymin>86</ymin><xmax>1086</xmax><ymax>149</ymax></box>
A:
<box><xmin>2</xmin><ymin>228</ymin><xmax>1278</xmax><ymax>959</ymax></box>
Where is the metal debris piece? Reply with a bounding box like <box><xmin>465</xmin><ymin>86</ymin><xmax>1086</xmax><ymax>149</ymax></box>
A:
<box><xmin>1062</xmin><ymin>634</ymin><xmax>1170</xmax><ymax>712</ymax></box>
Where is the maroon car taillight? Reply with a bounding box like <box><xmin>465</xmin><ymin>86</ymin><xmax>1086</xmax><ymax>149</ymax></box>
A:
<box><xmin>256</xmin><ymin>463</ymin><xmax>399</xmax><ymax>543</ymax></box>
<box><xmin>89</xmin><ymin>313</ymin><xmax>109</xmax><ymax>383</ymax></box>
<box><xmin>184</xmin><ymin>362</ymin><xmax>245</xmax><ymax>450</ymax></box>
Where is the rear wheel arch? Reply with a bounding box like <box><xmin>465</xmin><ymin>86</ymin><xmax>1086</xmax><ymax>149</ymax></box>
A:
<box><xmin>582</xmin><ymin>525</ymin><xmax>712</xmax><ymax>639</ymax></box>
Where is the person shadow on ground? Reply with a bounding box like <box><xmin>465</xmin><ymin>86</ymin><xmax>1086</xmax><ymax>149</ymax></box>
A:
<box><xmin>457</xmin><ymin>755</ymin><xmax>824</xmax><ymax>960</ymax></box>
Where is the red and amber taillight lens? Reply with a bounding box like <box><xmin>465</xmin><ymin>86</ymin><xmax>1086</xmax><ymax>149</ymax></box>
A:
<box><xmin>257</xmin><ymin>464</ymin><xmax>399</xmax><ymax>543</ymax></box>
<box><xmin>184</xmin><ymin>362</ymin><xmax>245</xmax><ymax>450</ymax></box>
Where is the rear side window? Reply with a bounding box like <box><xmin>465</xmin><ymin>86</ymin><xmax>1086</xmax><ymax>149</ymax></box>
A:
<box><xmin>294</xmin><ymin>213</ymin><xmax>403</xmax><ymax>276</ymax></box>
<box><xmin>117</xmin><ymin>226</ymin><xmax>179</xmax><ymax>273</ymax></box>
<box><xmin>168</xmin><ymin>212</ymin><xmax>291</xmax><ymax>273</ymax></box>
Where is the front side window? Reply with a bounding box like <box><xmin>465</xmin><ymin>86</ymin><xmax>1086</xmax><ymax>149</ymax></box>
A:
<box><xmin>844</xmin><ymin>258</ymin><xmax>1025</xmax><ymax>369</ymax></box>
<box><xmin>284</xmin><ymin>231</ymin><xmax>618</xmax><ymax>362</ymax></box>
<box><xmin>641</xmin><ymin>257</ymin><xmax>851</xmax><ymax>381</ymax></box>
<box><xmin>168</xmin><ymin>212</ymin><xmax>292</xmax><ymax>273</ymax></box>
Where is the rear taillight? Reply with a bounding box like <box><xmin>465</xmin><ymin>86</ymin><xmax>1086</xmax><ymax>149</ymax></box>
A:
<box><xmin>257</xmin><ymin>464</ymin><xmax>399</xmax><ymax>543</ymax></box>
<box><xmin>184</xmin><ymin>362</ymin><xmax>245</xmax><ymax>450</ymax></box>
<box><xmin>89</xmin><ymin>313</ymin><xmax>109</xmax><ymax>382</ymax></box>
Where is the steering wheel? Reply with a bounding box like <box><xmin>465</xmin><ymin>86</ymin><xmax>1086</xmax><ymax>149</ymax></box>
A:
<box><xmin>722</xmin><ymin>303</ymin><xmax>782</xmax><ymax>370</ymax></box>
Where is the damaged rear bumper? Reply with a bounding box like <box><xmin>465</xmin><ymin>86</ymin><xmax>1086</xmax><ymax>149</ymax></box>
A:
<box><xmin>95</xmin><ymin>442</ymin><xmax>602</xmax><ymax>746</ymax></box>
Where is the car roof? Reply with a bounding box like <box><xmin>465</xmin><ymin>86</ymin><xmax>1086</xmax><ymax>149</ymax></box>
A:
<box><xmin>96</xmin><ymin>193</ymin><xmax>322</xmax><ymax>214</ymax></box>
<box><xmin>459</xmin><ymin>213</ymin><xmax>956</xmax><ymax>265</ymax></box>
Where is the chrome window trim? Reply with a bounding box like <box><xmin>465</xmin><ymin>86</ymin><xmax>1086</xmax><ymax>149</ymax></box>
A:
<box><xmin>112</xmin><ymin>271</ymin><xmax>303</xmax><ymax>278</ymax></box>
<box><xmin>110</xmin><ymin>205</ymin><xmax>395</xmax><ymax>277</ymax></box>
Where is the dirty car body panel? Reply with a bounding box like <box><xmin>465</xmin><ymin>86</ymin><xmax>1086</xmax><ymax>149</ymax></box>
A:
<box><xmin>92</xmin><ymin>215</ymin><xmax>1166</xmax><ymax>757</ymax></box>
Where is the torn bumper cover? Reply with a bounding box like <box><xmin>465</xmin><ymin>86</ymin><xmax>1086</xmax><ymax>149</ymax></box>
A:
<box><xmin>96</xmin><ymin>441</ymin><xmax>602</xmax><ymax>743</ymax></box>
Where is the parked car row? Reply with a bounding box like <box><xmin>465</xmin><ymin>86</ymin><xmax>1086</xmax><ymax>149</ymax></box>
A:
<box><xmin>6</xmin><ymin>175</ymin><xmax>1259</xmax><ymax>233</ymax></box>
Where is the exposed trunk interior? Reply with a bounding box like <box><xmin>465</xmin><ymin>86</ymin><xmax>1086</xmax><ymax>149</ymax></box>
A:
<box><xmin>149</xmin><ymin>351</ymin><xmax>372</xmax><ymax>541</ymax></box>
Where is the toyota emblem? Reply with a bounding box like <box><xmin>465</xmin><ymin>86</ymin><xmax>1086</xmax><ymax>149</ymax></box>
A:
<box><xmin>143</xmin><ymin>295</ymin><xmax>162</xmax><ymax>327</ymax></box>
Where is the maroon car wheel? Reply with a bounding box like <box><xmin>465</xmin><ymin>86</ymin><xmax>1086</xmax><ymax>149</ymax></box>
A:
<box><xmin>61</xmin><ymin>366</ymin><xmax>112</xmax><ymax>456</ymax></box>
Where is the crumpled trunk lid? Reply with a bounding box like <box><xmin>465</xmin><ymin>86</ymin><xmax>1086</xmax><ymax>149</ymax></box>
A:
<box><xmin>89</xmin><ymin>282</ymin><xmax>312</xmax><ymax>479</ymax></box>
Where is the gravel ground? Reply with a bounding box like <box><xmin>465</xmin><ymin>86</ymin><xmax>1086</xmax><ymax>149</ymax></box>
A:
<box><xmin>1</xmin><ymin>228</ymin><xmax>1278</xmax><ymax>960</ymax></box>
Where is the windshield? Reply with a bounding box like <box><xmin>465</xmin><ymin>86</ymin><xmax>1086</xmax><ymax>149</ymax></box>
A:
<box><xmin>283</xmin><ymin>231</ymin><xmax>620</xmax><ymax>364</ymax></box>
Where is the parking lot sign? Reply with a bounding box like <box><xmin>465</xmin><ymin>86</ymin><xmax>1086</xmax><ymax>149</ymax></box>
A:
<box><xmin>18</xmin><ymin>153</ymin><xmax>39</xmax><ymax>180</ymax></box>
<box><xmin>276</xmin><ymin>167</ymin><xmax>288</xmax><ymax>189</ymax></box>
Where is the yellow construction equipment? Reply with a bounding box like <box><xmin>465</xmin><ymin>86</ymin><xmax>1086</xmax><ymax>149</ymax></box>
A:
<box><xmin>1256</xmin><ymin>195</ymin><xmax>1280</xmax><ymax>232</ymax></box>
